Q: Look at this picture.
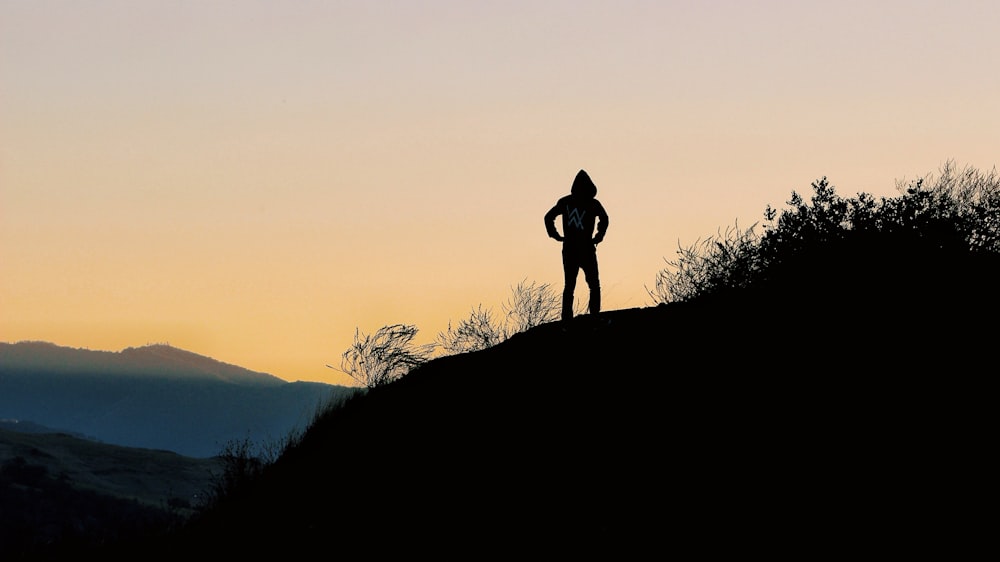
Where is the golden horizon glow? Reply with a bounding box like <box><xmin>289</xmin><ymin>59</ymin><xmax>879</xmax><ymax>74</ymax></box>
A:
<box><xmin>3</xmin><ymin>1</ymin><xmax>999</xmax><ymax>386</ymax></box>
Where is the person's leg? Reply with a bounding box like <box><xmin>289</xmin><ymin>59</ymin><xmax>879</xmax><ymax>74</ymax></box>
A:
<box><xmin>562</xmin><ymin>248</ymin><xmax>579</xmax><ymax>322</ymax></box>
<box><xmin>581</xmin><ymin>249</ymin><xmax>601</xmax><ymax>315</ymax></box>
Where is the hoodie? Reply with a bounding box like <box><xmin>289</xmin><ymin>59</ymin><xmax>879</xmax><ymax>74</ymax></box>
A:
<box><xmin>544</xmin><ymin>169</ymin><xmax>610</xmax><ymax>246</ymax></box>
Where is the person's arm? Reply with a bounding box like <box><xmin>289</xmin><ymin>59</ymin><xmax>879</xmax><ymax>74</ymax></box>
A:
<box><xmin>544</xmin><ymin>203</ymin><xmax>564</xmax><ymax>241</ymax></box>
<box><xmin>593</xmin><ymin>201</ymin><xmax>609</xmax><ymax>244</ymax></box>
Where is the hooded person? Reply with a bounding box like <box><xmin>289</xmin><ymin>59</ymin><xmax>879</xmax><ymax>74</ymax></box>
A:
<box><xmin>544</xmin><ymin>169</ymin><xmax>610</xmax><ymax>323</ymax></box>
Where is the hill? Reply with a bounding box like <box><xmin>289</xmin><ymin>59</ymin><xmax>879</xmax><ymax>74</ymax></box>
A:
<box><xmin>0</xmin><ymin>341</ymin><xmax>285</xmax><ymax>385</ymax></box>
<box><xmin>0</xmin><ymin>427</ymin><xmax>222</xmax><ymax>508</ymax></box>
<box><xmin>102</xmin><ymin>242</ymin><xmax>996</xmax><ymax>558</ymax></box>
<box><xmin>18</xmin><ymin>164</ymin><xmax>996</xmax><ymax>557</ymax></box>
<box><xmin>0</xmin><ymin>427</ymin><xmax>225</xmax><ymax>559</ymax></box>
<box><xmin>0</xmin><ymin>343</ymin><xmax>357</xmax><ymax>457</ymax></box>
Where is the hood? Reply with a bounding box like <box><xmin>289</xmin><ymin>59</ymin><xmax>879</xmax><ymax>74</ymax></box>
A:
<box><xmin>570</xmin><ymin>169</ymin><xmax>597</xmax><ymax>198</ymax></box>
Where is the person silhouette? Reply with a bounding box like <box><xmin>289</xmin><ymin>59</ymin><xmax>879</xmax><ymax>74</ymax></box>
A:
<box><xmin>544</xmin><ymin>169</ymin><xmax>610</xmax><ymax>323</ymax></box>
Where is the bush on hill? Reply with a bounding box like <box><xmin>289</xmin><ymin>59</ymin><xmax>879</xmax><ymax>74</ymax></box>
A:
<box><xmin>649</xmin><ymin>160</ymin><xmax>1000</xmax><ymax>304</ymax></box>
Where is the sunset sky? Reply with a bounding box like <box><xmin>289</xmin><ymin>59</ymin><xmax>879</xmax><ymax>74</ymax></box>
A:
<box><xmin>3</xmin><ymin>1</ymin><xmax>998</xmax><ymax>386</ymax></box>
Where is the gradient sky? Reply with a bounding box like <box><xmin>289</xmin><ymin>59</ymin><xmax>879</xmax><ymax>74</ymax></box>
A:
<box><xmin>2</xmin><ymin>1</ymin><xmax>998</xmax><ymax>386</ymax></box>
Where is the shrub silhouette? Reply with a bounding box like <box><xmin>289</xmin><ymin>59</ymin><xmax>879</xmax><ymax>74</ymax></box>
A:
<box><xmin>201</xmin><ymin>435</ymin><xmax>287</xmax><ymax>510</ymax></box>
<box><xmin>500</xmin><ymin>279</ymin><xmax>564</xmax><ymax>335</ymax></box>
<box><xmin>649</xmin><ymin>160</ymin><xmax>1000</xmax><ymax>304</ymax></box>
<box><xmin>331</xmin><ymin>324</ymin><xmax>435</xmax><ymax>388</ymax></box>
<box><xmin>436</xmin><ymin>279</ymin><xmax>564</xmax><ymax>354</ymax></box>
<box><xmin>436</xmin><ymin>303</ymin><xmax>504</xmax><ymax>354</ymax></box>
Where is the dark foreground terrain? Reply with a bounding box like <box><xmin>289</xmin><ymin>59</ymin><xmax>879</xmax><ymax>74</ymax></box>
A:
<box><xmin>25</xmin><ymin>241</ymin><xmax>998</xmax><ymax>559</ymax></box>
<box><xmin>1</xmin><ymin>428</ymin><xmax>223</xmax><ymax>558</ymax></box>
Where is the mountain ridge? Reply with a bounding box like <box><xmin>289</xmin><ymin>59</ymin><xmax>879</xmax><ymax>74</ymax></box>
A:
<box><xmin>0</xmin><ymin>342</ymin><xmax>357</xmax><ymax>458</ymax></box>
<box><xmin>0</xmin><ymin>341</ymin><xmax>289</xmax><ymax>386</ymax></box>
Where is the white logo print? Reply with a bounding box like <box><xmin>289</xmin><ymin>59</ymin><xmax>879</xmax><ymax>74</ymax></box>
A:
<box><xmin>567</xmin><ymin>207</ymin><xmax>586</xmax><ymax>230</ymax></box>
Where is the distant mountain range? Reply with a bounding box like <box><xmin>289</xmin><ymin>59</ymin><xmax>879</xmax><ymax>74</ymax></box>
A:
<box><xmin>0</xmin><ymin>342</ymin><xmax>357</xmax><ymax>458</ymax></box>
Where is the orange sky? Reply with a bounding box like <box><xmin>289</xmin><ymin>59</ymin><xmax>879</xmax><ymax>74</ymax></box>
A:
<box><xmin>3</xmin><ymin>1</ymin><xmax>998</xmax><ymax>386</ymax></box>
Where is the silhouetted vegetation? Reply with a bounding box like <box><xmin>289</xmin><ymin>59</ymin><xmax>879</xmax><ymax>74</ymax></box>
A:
<box><xmin>332</xmin><ymin>281</ymin><xmax>567</xmax><ymax>383</ymax></box>
<box><xmin>649</xmin><ymin>160</ymin><xmax>999</xmax><ymax>303</ymax></box>
<box><xmin>199</xmin><ymin>437</ymin><xmax>283</xmax><ymax>510</ymax></box>
<box><xmin>329</xmin><ymin>324</ymin><xmax>435</xmax><ymax>388</ymax></box>
<box><xmin>436</xmin><ymin>279</ymin><xmax>564</xmax><ymax>354</ymax></box>
<box><xmin>436</xmin><ymin>303</ymin><xmax>504</xmax><ymax>354</ymax></box>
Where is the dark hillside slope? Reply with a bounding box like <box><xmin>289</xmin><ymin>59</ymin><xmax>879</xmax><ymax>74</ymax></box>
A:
<box><xmin>120</xmin><ymin>245</ymin><xmax>996</xmax><ymax>558</ymax></box>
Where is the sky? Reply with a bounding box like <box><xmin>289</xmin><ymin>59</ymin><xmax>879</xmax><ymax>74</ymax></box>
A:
<box><xmin>2</xmin><ymin>0</ymin><xmax>998</xmax><ymax>387</ymax></box>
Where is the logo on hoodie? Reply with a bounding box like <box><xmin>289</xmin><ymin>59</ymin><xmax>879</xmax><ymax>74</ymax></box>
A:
<box><xmin>567</xmin><ymin>207</ymin><xmax>586</xmax><ymax>230</ymax></box>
